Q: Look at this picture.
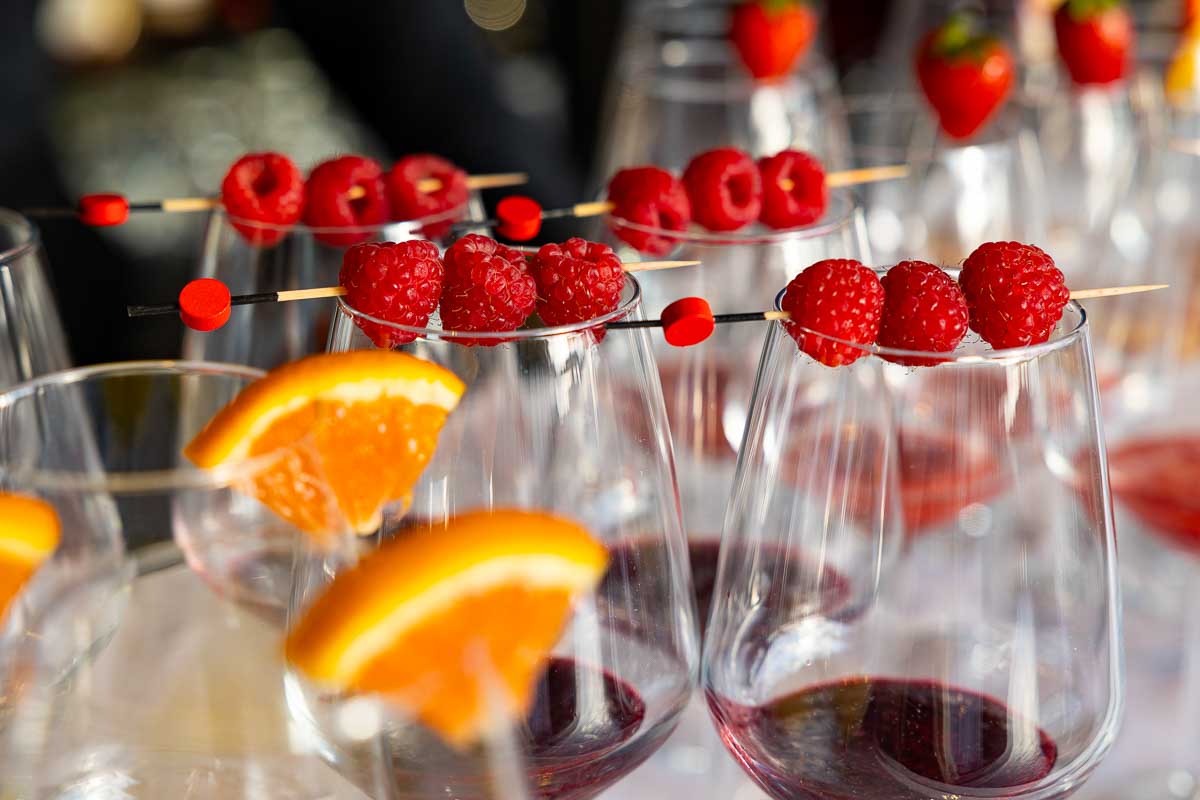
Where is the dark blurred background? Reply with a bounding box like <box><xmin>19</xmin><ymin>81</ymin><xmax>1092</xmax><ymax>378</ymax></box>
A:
<box><xmin>0</xmin><ymin>0</ymin><xmax>1182</xmax><ymax>366</ymax></box>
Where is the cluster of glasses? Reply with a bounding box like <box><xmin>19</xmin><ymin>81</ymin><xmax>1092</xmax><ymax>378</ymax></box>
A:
<box><xmin>3</xmin><ymin>0</ymin><xmax>1197</xmax><ymax>797</ymax></box>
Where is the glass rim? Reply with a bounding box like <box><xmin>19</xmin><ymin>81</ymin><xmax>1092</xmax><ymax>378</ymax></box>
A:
<box><xmin>217</xmin><ymin>200</ymin><xmax>471</xmax><ymax>235</ymax></box>
<box><xmin>0</xmin><ymin>360</ymin><xmax>288</xmax><ymax>494</ymax></box>
<box><xmin>0</xmin><ymin>208</ymin><xmax>40</xmax><ymax>265</ymax></box>
<box><xmin>336</xmin><ymin>273</ymin><xmax>644</xmax><ymax>342</ymax></box>
<box><xmin>607</xmin><ymin>189</ymin><xmax>858</xmax><ymax>245</ymax></box>
<box><xmin>772</xmin><ymin>280</ymin><xmax>1089</xmax><ymax>363</ymax></box>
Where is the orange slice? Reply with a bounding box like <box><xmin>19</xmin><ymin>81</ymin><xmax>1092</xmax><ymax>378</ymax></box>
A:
<box><xmin>1167</xmin><ymin>29</ymin><xmax>1200</xmax><ymax>106</ymax></box>
<box><xmin>284</xmin><ymin>509</ymin><xmax>609</xmax><ymax>745</ymax></box>
<box><xmin>185</xmin><ymin>351</ymin><xmax>465</xmax><ymax>536</ymax></box>
<box><xmin>0</xmin><ymin>493</ymin><xmax>61</xmax><ymax>620</ymax></box>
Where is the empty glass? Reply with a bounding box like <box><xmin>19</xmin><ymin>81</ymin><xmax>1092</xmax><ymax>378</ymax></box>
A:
<box><xmin>284</xmin><ymin>276</ymin><xmax>698</xmax><ymax>799</ymax></box>
<box><xmin>0</xmin><ymin>209</ymin><xmax>71</xmax><ymax>388</ymax></box>
<box><xmin>705</xmin><ymin>289</ymin><xmax>1122</xmax><ymax>799</ymax></box>
<box><xmin>0</xmin><ymin>361</ymin><xmax>367</xmax><ymax>798</ymax></box>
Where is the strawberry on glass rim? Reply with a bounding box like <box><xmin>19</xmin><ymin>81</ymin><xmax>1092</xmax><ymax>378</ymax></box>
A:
<box><xmin>729</xmin><ymin>0</ymin><xmax>817</xmax><ymax>81</ymax></box>
<box><xmin>916</xmin><ymin>11</ymin><xmax>1015</xmax><ymax>141</ymax></box>
<box><xmin>1053</xmin><ymin>0</ymin><xmax>1135</xmax><ymax>86</ymax></box>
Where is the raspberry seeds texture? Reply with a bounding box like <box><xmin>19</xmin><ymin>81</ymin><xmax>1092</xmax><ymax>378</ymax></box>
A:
<box><xmin>878</xmin><ymin>260</ymin><xmax>969</xmax><ymax>365</ymax></box>
<box><xmin>682</xmin><ymin>147</ymin><xmax>763</xmax><ymax>231</ymax></box>
<box><xmin>440</xmin><ymin>234</ymin><xmax>536</xmax><ymax>339</ymax></box>
<box><xmin>758</xmin><ymin>149</ymin><xmax>828</xmax><ymax>229</ymax></box>
<box><xmin>221</xmin><ymin>152</ymin><xmax>306</xmax><ymax>247</ymax></box>
<box><xmin>781</xmin><ymin>259</ymin><xmax>884</xmax><ymax>367</ymax></box>
<box><xmin>959</xmin><ymin>241</ymin><xmax>1070</xmax><ymax>350</ymax></box>
<box><xmin>606</xmin><ymin>166</ymin><xmax>692</xmax><ymax>256</ymax></box>
<box><xmin>386</xmin><ymin>154</ymin><xmax>469</xmax><ymax>239</ymax></box>
<box><xmin>304</xmin><ymin>155</ymin><xmax>392</xmax><ymax>247</ymax></box>
<box><xmin>531</xmin><ymin>238</ymin><xmax>626</xmax><ymax>330</ymax></box>
<box><xmin>339</xmin><ymin>240</ymin><xmax>445</xmax><ymax>348</ymax></box>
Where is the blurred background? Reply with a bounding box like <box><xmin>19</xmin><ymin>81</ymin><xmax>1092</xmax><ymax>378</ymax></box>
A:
<box><xmin>0</xmin><ymin>0</ymin><xmax>1188</xmax><ymax>366</ymax></box>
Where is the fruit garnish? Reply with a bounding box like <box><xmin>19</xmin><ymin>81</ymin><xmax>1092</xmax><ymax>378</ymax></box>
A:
<box><xmin>915</xmin><ymin>11</ymin><xmax>1015</xmax><ymax>140</ymax></box>
<box><xmin>877</xmin><ymin>260</ymin><xmax>969</xmax><ymax>365</ymax></box>
<box><xmin>1166</xmin><ymin>26</ymin><xmax>1200</xmax><ymax>106</ymax></box>
<box><xmin>959</xmin><ymin>241</ymin><xmax>1070</xmax><ymax>349</ymax></box>
<box><xmin>729</xmin><ymin>0</ymin><xmax>818</xmax><ymax>81</ymax></box>
<box><xmin>284</xmin><ymin>508</ymin><xmax>609</xmax><ymax>746</ymax></box>
<box><xmin>606</xmin><ymin>166</ymin><xmax>692</xmax><ymax>256</ymax></box>
<box><xmin>184</xmin><ymin>351</ymin><xmax>464</xmax><ymax>537</ymax></box>
<box><xmin>0</xmin><ymin>493</ymin><xmax>61</xmax><ymax>620</ymax></box>
<box><xmin>781</xmin><ymin>259</ymin><xmax>884</xmax><ymax>367</ymax></box>
<box><xmin>440</xmin><ymin>234</ymin><xmax>536</xmax><ymax>338</ymax></box>
<box><xmin>303</xmin><ymin>155</ymin><xmax>392</xmax><ymax>247</ymax></box>
<box><xmin>758</xmin><ymin>149</ymin><xmax>827</xmax><ymax>229</ymax></box>
<box><xmin>531</xmin><ymin>238</ymin><xmax>627</xmax><ymax>329</ymax></box>
<box><xmin>386</xmin><ymin>154</ymin><xmax>469</xmax><ymax>222</ymax></box>
<box><xmin>221</xmin><ymin>152</ymin><xmax>306</xmax><ymax>247</ymax></box>
<box><xmin>339</xmin><ymin>240</ymin><xmax>446</xmax><ymax>349</ymax></box>
<box><xmin>682</xmin><ymin>147</ymin><xmax>763</xmax><ymax>232</ymax></box>
<box><xmin>1054</xmin><ymin>0</ymin><xmax>1134</xmax><ymax>86</ymax></box>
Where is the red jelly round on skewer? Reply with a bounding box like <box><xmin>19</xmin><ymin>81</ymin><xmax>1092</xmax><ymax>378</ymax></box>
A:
<box><xmin>495</xmin><ymin>196</ymin><xmax>544</xmax><ymax>241</ymax></box>
<box><xmin>179</xmin><ymin>278</ymin><xmax>232</xmax><ymax>332</ymax></box>
<box><xmin>78</xmin><ymin>193</ymin><xmax>130</xmax><ymax>227</ymax></box>
<box><xmin>661</xmin><ymin>297</ymin><xmax>716</xmax><ymax>347</ymax></box>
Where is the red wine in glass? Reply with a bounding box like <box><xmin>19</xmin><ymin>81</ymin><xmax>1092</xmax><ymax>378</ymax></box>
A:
<box><xmin>1107</xmin><ymin>434</ymin><xmax>1200</xmax><ymax>551</ymax></box>
<box><xmin>708</xmin><ymin>677</ymin><xmax>1057</xmax><ymax>800</ymax></box>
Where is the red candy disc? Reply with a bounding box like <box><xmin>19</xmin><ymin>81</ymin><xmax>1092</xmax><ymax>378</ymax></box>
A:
<box><xmin>78</xmin><ymin>194</ymin><xmax>130</xmax><ymax>226</ymax></box>
<box><xmin>179</xmin><ymin>278</ymin><xmax>232</xmax><ymax>332</ymax></box>
<box><xmin>496</xmin><ymin>196</ymin><xmax>543</xmax><ymax>241</ymax></box>
<box><xmin>661</xmin><ymin>297</ymin><xmax>716</xmax><ymax>347</ymax></box>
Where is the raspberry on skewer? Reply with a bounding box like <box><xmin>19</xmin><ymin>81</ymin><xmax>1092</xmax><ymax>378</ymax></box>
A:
<box><xmin>386</xmin><ymin>154</ymin><xmax>469</xmax><ymax>239</ymax></box>
<box><xmin>959</xmin><ymin>241</ymin><xmax>1070</xmax><ymax>349</ymax></box>
<box><xmin>531</xmin><ymin>238</ymin><xmax>627</xmax><ymax>336</ymax></box>
<box><xmin>780</xmin><ymin>259</ymin><xmax>885</xmax><ymax>367</ymax></box>
<box><xmin>758</xmin><ymin>149</ymin><xmax>827</xmax><ymax>229</ymax></box>
<box><xmin>877</xmin><ymin>260</ymin><xmax>969</xmax><ymax>366</ymax></box>
<box><xmin>304</xmin><ymin>156</ymin><xmax>392</xmax><ymax>247</ymax></box>
<box><xmin>440</xmin><ymin>234</ymin><xmax>536</xmax><ymax>341</ymax></box>
<box><xmin>682</xmin><ymin>148</ymin><xmax>763</xmax><ymax>232</ymax></box>
<box><xmin>221</xmin><ymin>152</ymin><xmax>306</xmax><ymax>247</ymax></box>
<box><xmin>606</xmin><ymin>167</ymin><xmax>692</xmax><ymax>256</ymax></box>
<box><xmin>339</xmin><ymin>240</ymin><xmax>445</xmax><ymax>348</ymax></box>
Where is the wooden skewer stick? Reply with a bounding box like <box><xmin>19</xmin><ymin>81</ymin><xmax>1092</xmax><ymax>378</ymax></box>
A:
<box><xmin>125</xmin><ymin>260</ymin><xmax>701</xmax><ymax>320</ymax></box>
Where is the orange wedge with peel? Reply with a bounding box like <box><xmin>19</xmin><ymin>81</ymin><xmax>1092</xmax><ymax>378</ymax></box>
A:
<box><xmin>185</xmin><ymin>351</ymin><xmax>464</xmax><ymax>536</ymax></box>
<box><xmin>284</xmin><ymin>509</ymin><xmax>609</xmax><ymax>746</ymax></box>
<box><xmin>0</xmin><ymin>493</ymin><xmax>61</xmax><ymax>620</ymax></box>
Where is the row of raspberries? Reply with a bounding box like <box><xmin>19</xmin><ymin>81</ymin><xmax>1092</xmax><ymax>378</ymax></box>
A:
<box><xmin>606</xmin><ymin>147</ymin><xmax>829</xmax><ymax>254</ymax></box>
<box><xmin>221</xmin><ymin>152</ymin><xmax>469</xmax><ymax>248</ymax></box>
<box><xmin>340</xmin><ymin>235</ymin><xmax>626</xmax><ymax>348</ymax></box>
<box><xmin>782</xmin><ymin>242</ymin><xmax>1070</xmax><ymax>366</ymax></box>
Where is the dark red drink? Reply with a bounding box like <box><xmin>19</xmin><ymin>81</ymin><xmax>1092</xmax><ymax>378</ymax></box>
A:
<box><xmin>708</xmin><ymin>677</ymin><xmax>1057</xmax><ymax>800</ymax></box>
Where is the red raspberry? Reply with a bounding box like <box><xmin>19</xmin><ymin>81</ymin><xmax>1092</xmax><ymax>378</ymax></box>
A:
<box><xmin>682</xmin><ymin>147</ymin><xmax>762</xmax><ymax>232</ymax></box>
<box><xmin>781</xmin><ymin>259</ymin><xmax>884</xmax><ymax>367</ymax></box>
<box><xmin>440</xmin><ymin>234</ymin><xmax>536</xmax><ymax>338</ymax></box>
<box><xmin>606</xmin><ymin>166</ymin><xmax>691</xmax><ymax>256</ymax></box>
<box><xmin>531</xmin><ymin>238</ymin><xmax>626</xmax><ymax>332</ymax></box>
<box><xmin>877</xmin><ymin>260</ymin><xmax>969</xmax><ymax>365</ymax></box>
<box><xmin>303</xmin><ymin>155</ymin><xmax>391</xmax><ymax>247</ymax></box>
<box><xmin>959</xmin><ymin>241</ymin><xmax>1070</xmax><ymax>350</ymax></box>
<box><xmin>758</xmin><ymin>150</ymin><xmax>827</xmax><ymax>229</ymax></box>
<box><xmin>386</xmin><ymin>154</ymin><xmax>469</xmax><ymax>240</ymax></box>
<box><xmin>220</xmin><ymin>152</ymin><xmax>305</xmax><ymax>247</ymax></box>
<box><xmin>339</xmin><ymin>240</ymin><xmax>444</xmax><ymax>348</ymax></box>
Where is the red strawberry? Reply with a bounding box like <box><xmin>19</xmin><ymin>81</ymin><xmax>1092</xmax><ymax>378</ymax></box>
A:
<box><xmin>730</xmin><ymin>0</ymin><xmax>818</xmax><ymax>81</ymax></box>
<box><xmin>916</xmin><ymin>12</ymin><xmax>1015</xmax><ymax>140</ymax></box>
<box><xmin>1054</xmin><ymin>0</ymin><xmax>1134</xmax><ymax>86</ymax></box>
<box><xmin>781</xmin><ymin>259</ymin><xmax>884</xmax><ymax>367</ymax></box>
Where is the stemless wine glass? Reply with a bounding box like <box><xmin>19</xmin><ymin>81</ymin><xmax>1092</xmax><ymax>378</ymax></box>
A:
<box><xmin>183</xmin><ymin>196</ymin><xmax>484</xmax><ymax>371</ymax></box>
<box><xmin>845</xmin><ymin>95</ymin><xmax>1048</xmax><ymax>269</ymax></box>
<box><xmin>284</xmin><ymin>276</ymin><xmax>698</xmax><ymax>800</ymax></box>
<box><xmin>0</xmin><ymin>361</ymin><xmax>375</xmax><ymax>798</ymax></box>
<box><xmin>0</xmin><ymin>209</ymin><xmax>71</xmax><ymax>388</ymax></box>
<box><xmin>594</xmin><ymin>0</ymin><xmax>850</xmax><ymax>186</ymax></box>
<box><xmin>705</xmin><ymin>292</ymin><xmax>1122</xmax><ymax>800</ymax></box>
